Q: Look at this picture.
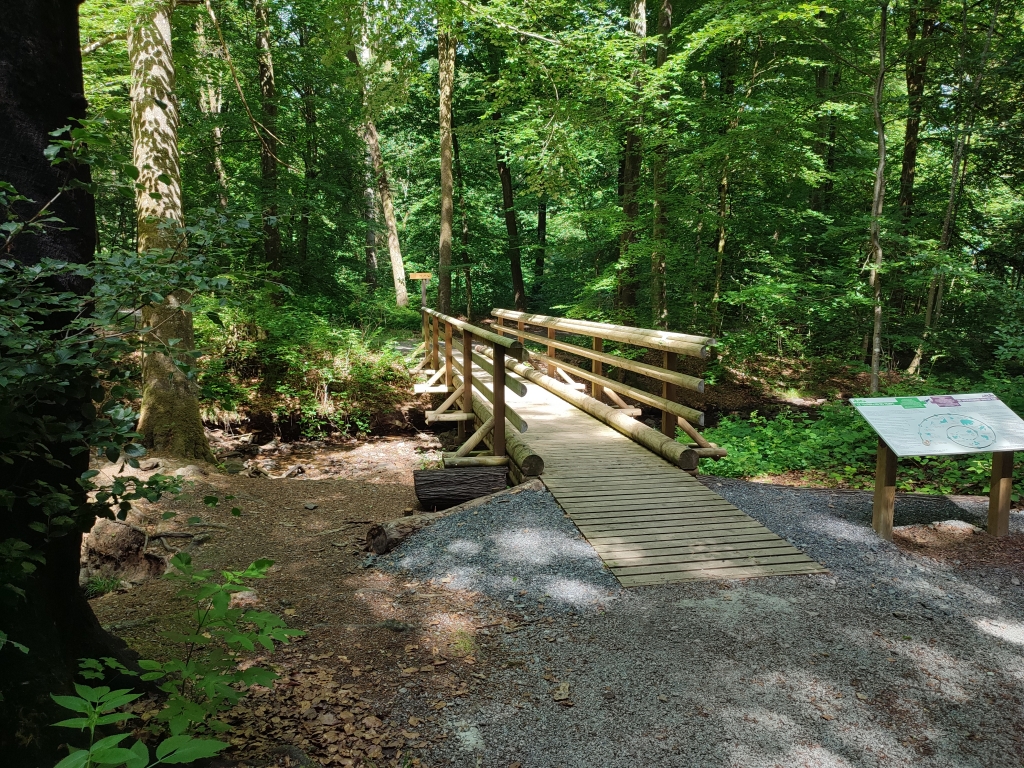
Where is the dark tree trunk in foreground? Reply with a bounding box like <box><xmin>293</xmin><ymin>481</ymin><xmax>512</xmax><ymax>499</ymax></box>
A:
<box><xmin>0</xmin><ymin>1</ymin><xmax>135</xmax><ymax>763</ymax></box>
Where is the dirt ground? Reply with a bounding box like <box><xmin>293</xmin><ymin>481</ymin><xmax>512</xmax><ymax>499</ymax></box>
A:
<box><xmin>87</xmin><ymin>433</ymin><xmax>518</xmax><ymax>768</ymax></box>
<box><xmin>85</xmin><ymin>427</ymin><xmax>1024</xmax><ymax>768</ymax></box>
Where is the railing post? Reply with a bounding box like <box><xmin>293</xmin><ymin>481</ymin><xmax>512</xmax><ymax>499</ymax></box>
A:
<box><xmin>443</xmin><ymin>321</ymin><xmax>453</xmax><ymax>388</ymax></box>
<box><xmin>460</xmin><ymin>329</ymin><xmax>473</xmax><ymax>440</ymax></box>
<box><xmin>661</xmin><ymin>351</ymin><xmax>678</xmax><ymax>437</ymax></box>
<box><xmin>547</xmin><ymin>326</ymin><xmax>557</xmax><ymax>378</ymax></box>
<box><xmin>492</xmin><ymin>343</ymin><xmax>506</xmax><ymax>457</ymax></box>
<box><xmin>421</xmin><ymin>309</ymin><xmax>430</xmax><ymax>365</ymax></box>
<box><xmin>517</xmin><ymin>320</ymin><xmax>525</xmax><ymax>343</ymax></box>
<box><xmin>432</xmin><ymin>316</ymin><xmax>440</xmax><ymax>371</ymax></box>
<box><xmin>591</xmin><ymin>336</ymin><xmax>603</xmax><ymax>400</ymax></box>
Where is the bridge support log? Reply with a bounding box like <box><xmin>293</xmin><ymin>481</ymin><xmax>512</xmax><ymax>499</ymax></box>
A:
<box><xmin>453</xmin><ymin>373</ymin><xmax>544</xmax><ymax>478</ymax></box>
<box><xmin>476</xmin><ymin>346</ymin><xmax>714</xmax><ymax>471</ymax></box>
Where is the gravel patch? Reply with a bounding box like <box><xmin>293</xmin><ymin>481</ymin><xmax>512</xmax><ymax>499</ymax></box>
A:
<box><xmin>375</xmin><ymin>488</ymin><xmax>619</xmax><ymax>613</ymax></box>
<box><xmin>409</xmin><ymin>478</ymin><xmax>1024</xmax><ymax>767</ymax></box>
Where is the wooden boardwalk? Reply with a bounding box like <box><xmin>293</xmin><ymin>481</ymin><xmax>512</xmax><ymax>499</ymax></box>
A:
<box><xmin>496</xmin><ymin>366</ymin><xmax>828</xmax><ymax>586</ymax></box>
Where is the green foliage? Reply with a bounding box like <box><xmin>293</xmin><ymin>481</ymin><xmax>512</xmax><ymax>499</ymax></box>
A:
<box><xmin>84</xmin><ymin>576</ymin><xmax>123</xmax><ymax>599</ymax></box>
<box><xmin>696</xmin><ymin>403</ymin><xmax>1022</xmax><ymax>497</ymax></box>
<box><xmin>53</xmin><ymin>557</ymin><xmax>301</xmax><ymax>767</ymax></box>
<box><xmin>137</xmin><ymin>554</ymin><xmax>303</xmax><ymax>736</ymax></box>
<box><xmin>50</xmin><ymin>683</ymin><xmax>226</xmax><ymax>768</ymax></box>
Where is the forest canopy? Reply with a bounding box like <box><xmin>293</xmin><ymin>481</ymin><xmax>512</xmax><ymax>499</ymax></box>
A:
<box><xmin>71</xmin><ymin>0</ymin><xmax>1024</xmax><ymax>397</ymax></box>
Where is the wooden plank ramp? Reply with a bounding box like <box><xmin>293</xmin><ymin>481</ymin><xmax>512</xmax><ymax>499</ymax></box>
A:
<box><xmin>474</xmin><ymin>359</ymin><xmax>827</xmax><ymax>585</ymax></box>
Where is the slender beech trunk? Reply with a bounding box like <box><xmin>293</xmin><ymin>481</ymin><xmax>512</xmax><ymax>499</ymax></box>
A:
<box><xmin>196</xmin><ymin>19</ymin><xmax>228</xmax><ymax>207</ymax></box>
<box><xmin>130</xmin><ymin>0</ymin><xmax>215</xmax><ymax>461</ymax></box>
<box><xmin>535</xmin><ymin>194</ymin><xmax>547</xmax><ymax>303</ymax></box>
<box><xmin>363</xmin><ymin>176</ymin><xmax>378</xmax><ymax>286</ymax></box>
<box><xmin>709</xmin><ymin>53</ymin><xmax>738</xmax><ymax>333</ymax></box>
<box><xmin>454</xmin><ymin>132</ymin><xmax>471</xmax><ymax>317</ymax></box>
<box><xmin>346</xmin><ymin>46</ymin><xmax>409</xmax><ymax>305</ymax></box>
<box><xmin>437</xmin><ymin>27</ymin><xmax>455</xmax><ymax>314</ymax></box>
<box><xmin>297</xmin><ymin>83</ymin><xmax>316</xmax><ymax>261</ymax></box>
<box><xmin>907</xmin><ymin>1</ymin><xmax>998</xmax><ymax>374</ymax></box>
<box><xmin>253</xmin><ymin>0</ymin><xmax>280</xmax><ymax>270</ymax></box>
<box><xmin>810</xmin><ymin>65</ymin><xmax>841</xmax><ymax>212</ymax></box>
<box><xmin>868</xmin><ymin>3</ymin><xmax>889</xmax><ymax>394</ymax></box>
<box><xmin>650</xmin><ymin>0</ymin><xmax>672</xmax><ymax>329</ymax></box>
<box><xmin>898</xmin><ymin>4</ymin><xmax>936</xmax><ymax>225</ymax></box>
<box><xmin>495</xmin><ymin>138</ymin><xmax>526</xmax><ymax>310</ymax></box>
<box><xmin>616</xmin><ymin>0</ymin><xmax>646</xmax><ymax>318</ymax></box>
<box><xmin>363</xmin><ymin>120</ymin><xmax>408</xmax><ymax>305</ymax></box>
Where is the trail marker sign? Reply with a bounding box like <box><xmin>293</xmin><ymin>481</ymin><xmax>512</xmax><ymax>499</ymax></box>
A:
<box><xmin>850</xmin><ymin>393</ymin><xmax>1024</xmax><ymax>540</ymax></box>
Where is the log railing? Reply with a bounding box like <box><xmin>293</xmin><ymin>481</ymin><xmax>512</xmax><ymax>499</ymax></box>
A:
<box><xmin>413</xmin><ymin>307</ymin><xmax>531</xmax><ymax>468</ymax></box>
<box><xmin>491</xmin><ymin>309</ymin><xmax>723</xmax><ymax>454</ymax></box>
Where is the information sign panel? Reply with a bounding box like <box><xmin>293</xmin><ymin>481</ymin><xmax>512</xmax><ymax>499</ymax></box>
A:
<box><xmin>850</xmin><ymin>393</ymin><xmax>1024</xmax><ymax>458</ymax></box>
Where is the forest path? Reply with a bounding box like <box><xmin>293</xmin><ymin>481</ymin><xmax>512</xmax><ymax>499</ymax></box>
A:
<box><xmin>476</xmin><ymin>362</ymin><xmax>828</xmax><ymax>584</ymax></box>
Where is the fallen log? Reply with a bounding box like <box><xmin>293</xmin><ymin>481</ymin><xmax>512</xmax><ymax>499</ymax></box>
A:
<box><xmin>366</xmin><ymin>479</ymin><xmax>545</xmax><ymax>554</ymax></box>
<box><xmin>413</xmin><ymin>466</ymin><xmax>508</xmax><ymax>511</ymax></box>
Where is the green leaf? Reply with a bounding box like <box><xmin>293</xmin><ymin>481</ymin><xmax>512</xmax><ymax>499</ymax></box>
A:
<box><xmin>205</xmin><ymin>312</ymin><xmax>224</xmax><ymax>327</ymax></box>
<box><xmin>54</xmin><ymin>750</ymin><xmax>91</xmax><ymax>768</ymax></box>
<box><xmin>156</xmin><ymin>737</ymin><xmax>227</xmax><ymax>764</ymax></box>
<box><xmin>231</xmin><ymin>507</ymin><xmax>241</xmax><ymax>517</ymax></box>
<box><xmin>203</xmin><ymin>496</ymin><xmax>219</xmax><ymax>507</ymax></box>
<box><xmin>91</xmin><ymin>747</ymin><xmax>137</xmax><ymax>765</ymax></box>
<box><xmin>51</xmin><ymin>694</ymin><xmax>92</xmax><ymax>713</ymax></box>
<box><xmin>126</xmin><ymin>739</ymin><xmax>149</xmax><ymax>768</ymax></box>
<box><xmin>52</xmin><ymin>717</ymin><xmax>92</xmax><ymax>729</ymax></box>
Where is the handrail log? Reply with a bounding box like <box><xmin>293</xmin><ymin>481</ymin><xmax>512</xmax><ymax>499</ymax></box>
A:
<box><xmin>452</xmin><ymin>374</ymin><xmax>543</xmax><ymax>476</ymax></box>
<box><xmin>533</xmin><ymin>354</ymin><xmax>704</xmax><ymax>425</ymax></box>
<box><xmin>451</xmin><ymin>359</ymin><xmax>528</xmax><ymax>433</ymax></box>
<box><xmin>475</xmin><ymin>347</ymin><xmax>712</xmax><ymax>471</ymax></box>
<box><xmin>493</xmin><ymin>324</ymin><xmax>704</xmax><ymax>394</ymax></box>
<box><xmin>424</xmin><ymin>308</ymin><xmax>528</xmax><ymax>360</ymax></box>
<box><xmin>451</xmin><ymin>339</ymin><xmax>527</xmax><ymax>397</ymax></box>
<box><xmin>492</xmin><ymin>309</ymin><xmax>713</xmax><ymax>357</ymax></box>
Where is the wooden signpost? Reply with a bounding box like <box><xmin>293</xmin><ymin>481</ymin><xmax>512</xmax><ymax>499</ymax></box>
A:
<box><xmin>851</xmin><ymin>393</ymin><xmax>1024</xmax><ymax>540</ymax></box>
<box><xmin>409</xmin><ymin>272</ymin><xmax>432</xmax><ymax>307</ymax></box>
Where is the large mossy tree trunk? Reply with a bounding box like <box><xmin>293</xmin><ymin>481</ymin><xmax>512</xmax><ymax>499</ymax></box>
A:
<box><xmin>0</xmin><ymin>1</ymin><xmax>137</xmax><ymax>763</ymax></box>
<box><xmin>130</xmin><ymin>0</ymin><xmax>215</xmax><ymax>462</ymax></box>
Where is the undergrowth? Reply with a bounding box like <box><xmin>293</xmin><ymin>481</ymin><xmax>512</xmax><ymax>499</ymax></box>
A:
<box><xmin>694</xmin><ymin>402</ymin><xmax>1023</xmax><ymax>497</ymax></box>
<box><xmin>194</xmin><ymin>298</ymin><xmax>415</xmax><ymax>436</ymax></box>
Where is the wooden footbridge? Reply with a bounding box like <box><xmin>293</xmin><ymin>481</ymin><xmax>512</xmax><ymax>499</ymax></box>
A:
<box><xmin>410</xmin><ymin>302</ymin><xmax>826</xmax><ymax>586</ymax></box>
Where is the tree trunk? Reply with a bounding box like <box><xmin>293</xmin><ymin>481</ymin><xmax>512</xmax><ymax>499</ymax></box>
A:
<box><xmin>363</xmin><ymin>120</ymin><xmax>408</xmax><ymax>305</ymax></box>
<box><xmin>616</xmin><ymin>0</ymin><xmax>646</xmax><ymax>319</ymax></box>
<box><xmin>437</xmin><ymin>28</ymin><xmax>456</xmax><ymax>314</ymax></box>
<box><xmin>297</xmin><ymin>27</ymin><xmax>317</xmax><ymax>263</ymax></box>
<box><xmin>907</xmin><ymin>1</ymin><xmax>997</xmax><ymax>374</ymax></box>
<box><xmin>253</xmin><ymin>0</ymin><xmax>280</xmax><ymax>270</ymax></box>
<box><xmin>650</xmin><ymin>0</ymin><xmax>671</xmax><ymax>329</ymax></box>
<box><xmin>363</xmin><ymin>170</ymin><xmax>378</xmax><ymax>286</ymax></box>
<box><xmin>495</xmin><ymin>139</ymin><xmax>526</xmax><ymax>311</ymax></box>
<box><xmin>0</xmin><ymin>1</ymin><xmax>137</xmax><ymax>763</ymax></box>
<box><xmin>897</xmin><ymin>3</ymin><xmax>936</xmax><ymax>225</ymax></box>
<box><xmin>868</xmin><ymin>3</ymin><xmax>889</xmax><ymax>394</ymax></box>
<box><xmin>535</xmin><ymin>194</ymin><xmax>547</xmax><ymax>303</ymax></box>
<box><xmin>195</xmin><ymin>19</ymin><xmax>228</xmax><ymax>207</ymax></box>
<box><xmin>454</xmin><ymin>132</ymin><xmax>471</xmax><ymax>317</ymax></box>
<box><xmin>130</xmin><ymin>0</ymin><xmax>215</xmax><ymax>462</ymax></box>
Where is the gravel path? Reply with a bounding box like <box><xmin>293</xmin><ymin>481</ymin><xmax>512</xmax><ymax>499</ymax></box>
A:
<box><xmin>375</xmin><ymin>488</ymin><xmax>619</xmax><ymax>613</ymax></box>
<box><xmin>382</xmin><ymin>479</ymin><xmax>1024</xmax><ymax>767</ymax></box>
